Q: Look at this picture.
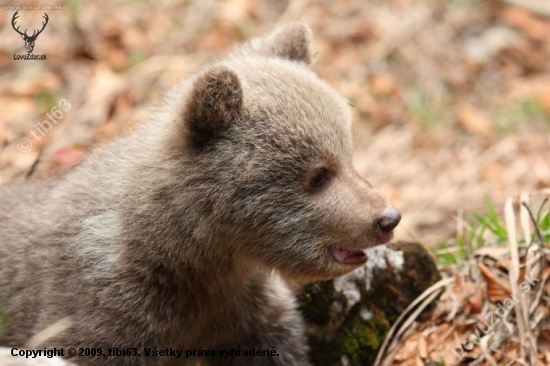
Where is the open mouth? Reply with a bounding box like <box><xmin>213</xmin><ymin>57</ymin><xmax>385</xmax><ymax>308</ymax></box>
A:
<box><xmin>329</xmin><ymin>230</ymin><xmax>395</xmax><ymax>265</ymax></box>
<box><xmin>329</xmin><ymin>245</ymin><xmax>368</xmax><ymax>265</ymax></box>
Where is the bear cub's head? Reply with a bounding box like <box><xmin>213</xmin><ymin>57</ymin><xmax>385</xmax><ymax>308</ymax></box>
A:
<box><xmin>172</xmin><ymin>23</ymin><xmax>400</xmax><ymax>281</ymax></box>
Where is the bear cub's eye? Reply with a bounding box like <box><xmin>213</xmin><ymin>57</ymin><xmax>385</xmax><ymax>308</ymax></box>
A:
<box><xmin>308</xmin><ymin>167</ymin><xmax>330</xmax><ymax>189</ymax></box>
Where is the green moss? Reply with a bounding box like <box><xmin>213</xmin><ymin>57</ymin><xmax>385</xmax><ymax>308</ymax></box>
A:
<box><xmin>298</xmin><ymin>281</ymin><xmax>337</xmax><ymax>326</ymax></box>
<box><xmin>342</xmin><ymin>324</ymin><xmax>378</xmax><ymax>363</ymax></box>
<box><xmin>305</xmin><ymin>312</ymin><xmax>390</xmax><ymax>365</ymax></box>
<box><xmin>337</xmin><ymin>310</ymin><xmax>391</xmax><ymax>365</ymax></box>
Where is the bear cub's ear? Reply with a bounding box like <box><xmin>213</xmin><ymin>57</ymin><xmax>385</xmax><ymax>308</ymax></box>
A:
<box><xmin>184</xmin><ymin>66</ymin><xmax>243</xmax><ymax>152</ymax></box>
<box><xmin>246</xmin><ymin>22</ymin><xmax>313</xmax><ymax>64</ymax></box>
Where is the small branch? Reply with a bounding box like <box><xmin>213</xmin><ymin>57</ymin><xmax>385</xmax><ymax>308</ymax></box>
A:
<box><xmin>536</xmin><ymin>198</ymin><xmax>548</xmax><ymax>223</ymax></box>
<box><xmin>522</xmin><ymin>202</ymin><xmax>545</xmax><ymax>246</ymax></box>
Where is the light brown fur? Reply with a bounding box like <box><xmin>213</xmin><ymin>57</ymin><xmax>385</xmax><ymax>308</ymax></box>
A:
<box><xmin>0</xmin><ymin>23</ymin><xmax>399</xmax><ymax>365</ymax></box>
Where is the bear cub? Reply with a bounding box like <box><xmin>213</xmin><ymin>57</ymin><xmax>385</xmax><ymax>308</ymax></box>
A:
<box><xmin>0</xmin><ymin>23</ymin><xmax>400</xmax><ymax>365</ymax></box>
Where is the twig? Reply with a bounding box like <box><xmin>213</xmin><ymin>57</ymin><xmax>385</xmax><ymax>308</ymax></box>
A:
<box><xmin>26</xmin><ymin>149</ymin><xmax>42</xmax><ymax>179</ymax></box>
<box><xmin>381</xmin><ymin>290</ymin><xmax>442</xmax><ymax>366</ymax></box>
<box><xmin>480</xmin><ymin>334</ymin><xmax>498</xmax><ymax>366</ymax></box>
<box><xmin>522</xmin><ymin>201</ymin><xmax>545</xmax><ymax>246</ymax></box>
<box><xmin>505</xmin><ymin>198</ymin><xmax>538</xmax><ymax>363</ymax></box>
<box><xmin>536</xmin><ymin>198</ymin><xmax>548</xmax><ymax>223</ymax></box>
<box><xmin>491</xmin><ymin>346</ymin><xmax>526</xmax><ymax>365</ymax></box>
<box><xmin>373</xmin><ymin>277</ymin><xmax>454</xmax><ymax>366</ymax></box>
<box><xmin>520</xmin><ymin>193</ymin><xmax>532</xmax><ymax>248</ymax></box>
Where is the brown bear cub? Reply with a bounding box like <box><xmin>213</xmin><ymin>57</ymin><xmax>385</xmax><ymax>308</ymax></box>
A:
<box><xmin>0</xmin><ymin>23</ymin><xmax>400</xmax><ymax>365</ymax></box>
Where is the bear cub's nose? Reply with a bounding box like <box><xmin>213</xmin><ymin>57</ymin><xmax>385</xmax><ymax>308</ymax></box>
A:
<box><xmin>376</xmin><ymin>207</ymin><xmax>402</xmax><ymax>233</ymax></box>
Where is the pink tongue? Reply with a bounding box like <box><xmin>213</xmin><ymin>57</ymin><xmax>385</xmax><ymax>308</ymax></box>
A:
<box><xmin>330</xmin><ymin>246</ymin><xmax>367</xmax><ymax>264</ymax></box>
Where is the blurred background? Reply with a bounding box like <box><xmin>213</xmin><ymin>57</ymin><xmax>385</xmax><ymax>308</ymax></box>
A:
<box><xmin>0</xmin><ymin>0</ymin><xmax>549</xmax><ymax>245</ymax></box>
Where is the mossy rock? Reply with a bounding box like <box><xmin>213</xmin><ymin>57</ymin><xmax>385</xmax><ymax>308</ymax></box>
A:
<box><xmin>298</xmin><ymin>242</ymin><xmax>441</xmax><ymax>366</ymax></box>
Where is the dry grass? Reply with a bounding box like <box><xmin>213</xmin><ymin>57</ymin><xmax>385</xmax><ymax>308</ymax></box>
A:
<box><xmin>376</xmin><ymin>189</ymin><xmax>550</xmax><ymax>365</ymax></box>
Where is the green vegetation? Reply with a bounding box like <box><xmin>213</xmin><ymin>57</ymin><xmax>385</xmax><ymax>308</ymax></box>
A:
<box><xmin>37</xmin><ymin>88</ymin><xmax>58</xmax><ymax>112</ymax></box>
<box><xmin>338</xmin><ymin>314</ymin><xmax>391</xmax><ymax>365</ymax></box>
<box><xmin>494</xmin><ymin>98</ymin><xmax>550</xmax><ymax>133</ymax></box>
<box><xmin>130</xmin><ymin>50</ymin><xmax>148</xmax><ymax>66</ymax></box>
<box><xmin>433</xmin><ymin>196</ymin><xmax>550</xmax><ymax>267</ymax></box>
<box><xmin>427</xmin><ymin>360</ymin><xmax>447</xmax><ymax>366</ymax></box>
<box><xmin>409</xmin><ymin>93</ymin><xmax>438</xmax><ymax>128</ymax></box>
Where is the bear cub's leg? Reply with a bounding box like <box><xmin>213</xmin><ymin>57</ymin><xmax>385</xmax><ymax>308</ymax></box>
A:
<box><xmin>203</xmin><ymin>276</ymin><xmax>309</xmax><ymax>366</ymax></box>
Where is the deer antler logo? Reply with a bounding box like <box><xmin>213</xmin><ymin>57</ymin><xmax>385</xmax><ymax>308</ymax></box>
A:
<box><xmin>11</xmin><ymin>11</ymin><xmax>49</xmax><ymax>54</ymax></box>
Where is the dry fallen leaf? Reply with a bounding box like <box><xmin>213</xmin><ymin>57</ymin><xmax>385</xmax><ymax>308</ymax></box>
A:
<box><xmin>499</xmin><ymin>7</ymin><xmax>550</xmax><ymax>42</ymax></box>
<box><xmin>478</xmin><ymin>262</ymin><xmax>512</xmax><ymax>303</ymax></box>
<box><xmin>417</xmin><ymin>335</ymin><xmax>428</xmax><ymax>359</ymax></box>
<box><xmin>220</xmin><ymin>0</ymin><xmax>257</xmax><ymax>23</ymax></box>
<box><xmin>370</xmin><ymin>73</ymin><xmax>400</xmax><ymax>98</ymax></box>
<box><xmin>456</xmin><ymin>104</ymin><xmax>496</xmax><ymax>136</ymax></box>
<box><xmin>465</xmin><ymin>285</ymin><xmax>484</xmax><ymax>315</ymax></box>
